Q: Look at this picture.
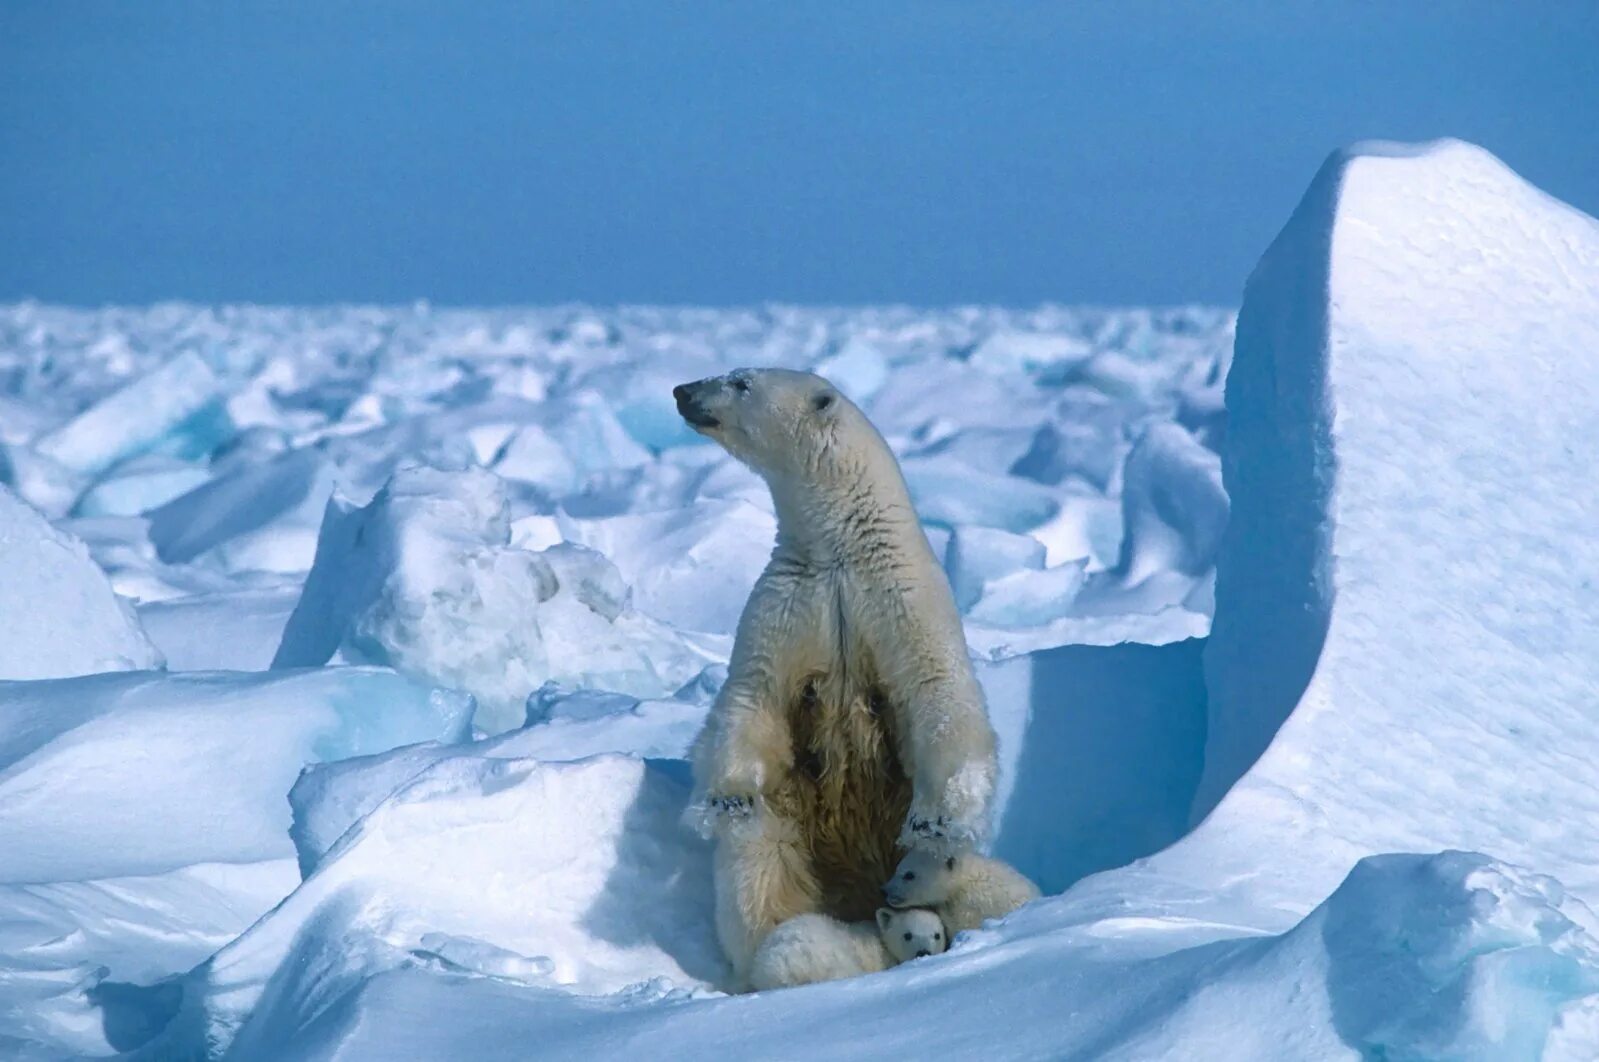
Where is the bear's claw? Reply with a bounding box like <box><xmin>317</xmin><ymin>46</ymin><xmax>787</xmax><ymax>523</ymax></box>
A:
<box><xmin>709</xmin><ymin>794</ymin><xmax>755</xmax><ymax>819</ymax></box>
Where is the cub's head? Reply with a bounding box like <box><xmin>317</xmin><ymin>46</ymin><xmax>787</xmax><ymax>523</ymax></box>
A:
<box><xmin>672</xmin><ymin>368</ymin><xmax>857</xmax><ymax>481</ymax></box>
<box><xmin>875</xmin><ymin>906</ymin><xmax>948</xmax><ymax>963</ymax></box>
<box><xmin>882</xmin><ymin>848</ymin><xmax>960</xmax><ymax>909</ymax></box>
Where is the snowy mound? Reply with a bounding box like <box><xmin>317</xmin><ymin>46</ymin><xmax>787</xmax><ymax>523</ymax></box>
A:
<box><xmin>0</xmin><ymin>485</ymin><xmax>162</xmax><ymax>680</ymax></box>
<box><xmin>274</xmin><ymin>466</ymin><xmax>715</xmax><ymax>733</ymax></box>
<box><xmin>146</xmin><ymin>754</ymin><xmax>720</xmax><ymax>1058</ymax></box>
<box><xmin>1129</xmin><ymin>138</ymin><xmax>1599</xmax><ymax>925</ymax></box>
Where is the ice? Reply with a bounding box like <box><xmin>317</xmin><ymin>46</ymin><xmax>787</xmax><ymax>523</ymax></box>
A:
<box><xmin>274</xmin><ymin>465</ymin><xmax>715</xmax><ymax>733</ymax></box>
<box><xmin>901</xmin><ymin>456</ymin><xmax>1060</xmax><ymax>532</ymax></box>
<box><xmin>966</xmin><ymin>558</ymin><xmax>1088</xmax><ymax>628</ymax></box>
<box><xmin>943</xmin><ymin>525</ymin><xmax>1046</xmax><ymax>610</ymax></box>
<box><xmin>146</xmin><ymin>447</ymin><xmax>336</xmax><ymax>572</ymax></box>
<box><xmin>967</xmin><ymin>328</ymin><xmax>1093</xmax><ymax>377</ymax></box>
<box><xmin>538</xmin><ymin>391</ymin><xmax>655</xmax><ymax>481</ymax></box>
<box><xmin>556</xmin><ymin>499</ymin><xmax>776</xmax><ymax>634</ymax></box>
<box><xmin>1114</xmin><ymin>421</ymin><xmax>1228</xmax><ymax>583</ymax></box>
<box><xmin>491</xmin><ymin>423</ymin><xmax>579</xmax><ymax>494</ymax></box>
<box><xmin>288</xmin><ymin>693</ymin><xmax>708</xmax><ymax>875</ymax></box>
<box><xmin>147</xmin><ymin>754</ymin><xmax>722</xmax><ymax>1059</ymax></box>
<box><xmin>32</xmin><ymin>352</ymin><xmax>224</xmax><ymax>478</ymax></box>
<box><xmin>0</xmin><ymin>484</ymin><xmax>163</xmax><ymax>679</ymax></box>
<box><xmin>814</xmin><ymin>337</ymin><xmax>890</xmax><ymax>403</ymax></box>
<box><xmin>1012</xmin><ymin>389</ymin><xmax>1135</xmax><ymax>491</ymax></box>
<box><xmin>137</xmin><ymin>588</ymin><xmax>302</xmax><ymax>671</ymax></box>
<box><xmin>1147</xmin><ymin>139</ymin><xmax>1599</xmax><ymax>927</ymax></box>
<box><xmin>0</xmin><ymin>668</ymin><xmax>471</xmax><ymax>883</ymax></box>
<box><xmin>72</xmin><ymin>454</ymin><xmax>212</xmax><ymax>517</ymax></box>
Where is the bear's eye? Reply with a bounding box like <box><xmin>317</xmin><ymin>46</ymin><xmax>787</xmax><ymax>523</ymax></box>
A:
<box><xmin>934</xmin><ymin>933</ymin><xmax>942</xmax><ymax>941</ymax></box>
<box><xmin>732</xmin><ymin>378</ymin><xmax>750</xmax><ymax>394</ymax></box>
<box><xmin>946</xmin><ymin>857</ymin><xmax>956</xmax><ymax>871</ymax></box>
<box><xmin>903</xmin><ymin>932</ymin><xmax>913</xmax><ymax>941</ymax></box>
<box><xmin>903</xmin><ymin>871</ymin><xmax>915</xmax><ymax>881</ymax></box>
<box><xmin>812</xmin><ymin>392</ymin><xmax>834</xmax><ymax>411</ymax></box>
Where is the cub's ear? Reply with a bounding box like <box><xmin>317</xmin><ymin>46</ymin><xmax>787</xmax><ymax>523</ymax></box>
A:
<box><xmin>875</xmin><ymin>907</ymin><xmax>894</xmax><ymax>933</ymax></box>
<box><xmin>812</xmin><ymin>392</ymin><xmax>835</xmax><ymax>413</ymax></box>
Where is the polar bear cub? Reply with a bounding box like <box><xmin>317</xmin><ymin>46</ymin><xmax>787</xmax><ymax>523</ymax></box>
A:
<box><xmin>747</xmin><ymin>907</ymin><xmax>948</xmax><ymax>991</ymax></box>
<box><xmin>883</xmin><ymin>850</ymin><xmax>1041</xmax><ymax>936</ymax></box>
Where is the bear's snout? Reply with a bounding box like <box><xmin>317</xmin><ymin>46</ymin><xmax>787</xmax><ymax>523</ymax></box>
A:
<box><xmin>674</xmin><ymin>379</ymin><xmax>721</xmax><ymax>429</ymax></box>
<box><xmin>916</xmin><ymin>949</ymin><xmax>930</xmax><ymax>958</ymax></box>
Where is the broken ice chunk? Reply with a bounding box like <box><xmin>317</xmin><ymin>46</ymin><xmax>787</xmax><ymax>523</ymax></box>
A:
<box><xmin>33</xmin><ymin>352</ymin><xmax>224</xmax><ymax>477</ymax></box>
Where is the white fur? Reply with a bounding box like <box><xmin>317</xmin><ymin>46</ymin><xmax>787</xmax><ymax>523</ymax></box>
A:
<box><xmin>748</xmin><ymin>908</ymin><xmax>947</xmax><ymax>991</ymax></box>
<box><xmin>884</xmin><ymin>849</ymin><xmax>1041</xmax><ymax>935</ymax></box>
<box><xmin>675</xmin><ymin>369</ymin><xmax>999</xmax><ymax>983</ymax></box>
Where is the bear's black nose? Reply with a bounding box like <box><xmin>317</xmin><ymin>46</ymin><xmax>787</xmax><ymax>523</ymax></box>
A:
<box><xmin>916</xmin><ymin>950</ymin><xmax>929</xmax><ymax>958</ymax></box>
<box><xmin>672</xmin><ymin>383</ymin><xmax>690</xmax><ymax>403</ymax></box>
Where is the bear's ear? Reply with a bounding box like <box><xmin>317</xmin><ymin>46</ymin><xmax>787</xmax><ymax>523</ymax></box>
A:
<box><xmin>812</xmin><ymin>392</ymin><xmax>835</xmax><ymax>413</ymax></box>
<box><xmin>876</xmin><ymin>907</ymin><xmax>894</xmax><ymax>933</ymax></box>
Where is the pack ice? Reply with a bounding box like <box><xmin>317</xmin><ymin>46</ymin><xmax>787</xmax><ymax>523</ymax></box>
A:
<box><xmin>1</xmin><ymin>137</ymin><xmax>1597</xmax><ymax>1060</ymax></box>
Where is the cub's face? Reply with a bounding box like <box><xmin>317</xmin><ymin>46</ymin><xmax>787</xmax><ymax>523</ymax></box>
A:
<box><xmin>672</xmin><ymin>369</ymin><xmax>848</xmax><ymax>481</ymax></box>
<box><xmin>876</xmin><ymin>906</ymin><xmax>948</xmax><ymax>962</ymax></box>
<box><xmin>883</xmin><ymin>849</ymin><xmax>958</xmax><ymax>909</ymax></box>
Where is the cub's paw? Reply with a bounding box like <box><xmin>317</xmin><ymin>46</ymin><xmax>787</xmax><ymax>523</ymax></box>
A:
<box><xmin>906</xmin><ymin>813</ymin><xmax>951</xmax><ymax>843</ymax></box>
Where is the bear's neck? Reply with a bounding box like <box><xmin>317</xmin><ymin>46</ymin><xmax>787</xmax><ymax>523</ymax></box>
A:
<box><xmin>768</xmin><ymin>461</ymin><xmax>923</xmax><ymax>570</ymax></box>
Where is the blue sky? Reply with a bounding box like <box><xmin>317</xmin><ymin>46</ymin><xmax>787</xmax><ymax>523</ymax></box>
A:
<box><xmin>2</xmin><ymin>2</ymin><xmax>1595</xmax><ymax>306</ymax></box>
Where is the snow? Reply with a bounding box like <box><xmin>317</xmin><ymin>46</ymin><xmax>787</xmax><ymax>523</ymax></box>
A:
<box><xmin>0</xmin><ymin>668</ymin><xmax>471</xmax><ymax>883</ymax></box>
<box><xmin>273</xmin><ymin>466</ymin><xmax>715</xmax><ymax>733</ymax></box>
<box><xmin>1168</xmin><ymin>138</ymin><xmax>1599</xmax><ymax>923</ymax></box>
<box><xmin>2</xmin><ymin>138</ymin><xmax>1597</xmax><ymax>1060</ymax></box>
<box><xmin>0</xmin><ymin>485</ymin><xmax>163</xmax><ymax>680</ymax></box>
<box><xmin>143</xmin><ymin>754</ymin><xmax>721</xmax><ymax>1059</ymax></box>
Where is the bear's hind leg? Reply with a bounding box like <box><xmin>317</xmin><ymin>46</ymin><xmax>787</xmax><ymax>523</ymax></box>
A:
<box><xmin>714</xmin><ymin>805</ymin><xmax>822</xmax><ymax>988</ymax></box>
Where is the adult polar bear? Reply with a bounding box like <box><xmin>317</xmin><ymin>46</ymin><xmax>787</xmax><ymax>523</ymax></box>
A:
<box><xmin>674</xmin><ymin>368</ymin><xmax>998</xmax><ymax>986</ymax></box>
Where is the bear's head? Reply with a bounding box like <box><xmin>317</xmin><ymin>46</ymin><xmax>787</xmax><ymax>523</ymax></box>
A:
<box><xmin>875</xmin><ymin>906</ymin><xmax>948</xmax><ymax>962</ymax></box>
<box><xmin>672</xmin><ymin>368</ymin><xmax>863</xmax><ymax>483</ymax></box>
<box><xmin>882</xmin><ymin>848</ymin><xmax>960</xmax><ymax>909</ymax></box>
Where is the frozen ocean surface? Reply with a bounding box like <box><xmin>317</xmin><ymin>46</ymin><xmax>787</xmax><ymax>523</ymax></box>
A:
<box><xmin>1</xmin><ymin>139</ymin><xmax>1597</xmax><ymax>1059</ymax></box>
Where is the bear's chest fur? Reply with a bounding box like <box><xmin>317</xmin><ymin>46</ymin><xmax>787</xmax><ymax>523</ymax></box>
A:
<box><xmin>771</xmin><ymin>665</ymin><xmax>914</xmax><ymax>923</ymax></box>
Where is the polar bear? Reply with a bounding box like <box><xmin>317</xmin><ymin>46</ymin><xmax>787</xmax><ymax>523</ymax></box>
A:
<box><xmin>882</xmin><ymin>849</ymin><xmax>1041</xmax><ymax>936</ymax></box>
<box><xmin>748</xmin><ymin>907</ymin><xmax>948</xmax><ymax>992</ymax></box>
<box><xmin>673</xmin><ymin>368</ymin><xmax>998</xmax><ymax>985</ymax></box>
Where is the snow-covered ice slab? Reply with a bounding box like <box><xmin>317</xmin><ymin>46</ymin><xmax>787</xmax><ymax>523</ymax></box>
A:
<box><xmin>0</xmin><ymin>484</ymin><xmax>162</xmax><ymax>680</ymax></box>
<box><xmin>288</xmin><ymin>690</ymin><xmax>709</xmax><ymax>874</ymax></box>
<box><xmin>0</xmin><ymin>668</ymin><xmax>472</xmax><ymax>882</ymax></box>
<box><xmin>146</xmin><ymin>446</ymin><xmax>336</xmax><ymax>571</ymax></box>
<box><xmin>32</xmin><ymin>351</ymin><xmax>223</xmax><ymax>478</ymax></box>
<box><xmin>275</xmin><ymin>465</ymin><xmax>715</xmax><ymax>732</ymax></box>
<box><xmin>1159</xmin><ymin>139</ymin><xmax>1599</xmax><ymax>921</ymax></box>
<box><xmin>147</xmin><ymin>754</ymin><xmax>722</xmax><ymax>1059</ymax></box>
<box><xmin>138</xmin><ymin>587</ymin><xmax>302</xmax><ymax>671</ymax></box>
<box><xmin>555</xmin><ymin>499</ymin><xmax>776</xmax><ymax>635</ymax></box>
